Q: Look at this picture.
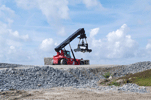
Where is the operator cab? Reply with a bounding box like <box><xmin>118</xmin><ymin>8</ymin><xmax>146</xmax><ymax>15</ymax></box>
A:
<box><xmin>63</xmin><ymin>50</ymin><xmax>71</xmax><ymax>58</ymax></box>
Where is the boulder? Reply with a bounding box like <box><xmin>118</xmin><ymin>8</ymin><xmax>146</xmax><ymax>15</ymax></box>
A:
<box><xmin>108</xmin><ymin>75</ymin><xmax>112</xmax><ymax>80</ymax></box>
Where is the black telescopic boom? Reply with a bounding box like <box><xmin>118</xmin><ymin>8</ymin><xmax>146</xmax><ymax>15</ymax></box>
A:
<box><xmin>55</xmin><ymin>28</ymin><xmax>86</xmax><ymax>52</ymax></box>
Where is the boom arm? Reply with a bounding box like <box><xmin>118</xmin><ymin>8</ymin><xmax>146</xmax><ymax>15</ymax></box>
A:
<box><xmin>55</xmin><ymin>28</ymin><xmax>91</xmax><ymax>52</ymax></box>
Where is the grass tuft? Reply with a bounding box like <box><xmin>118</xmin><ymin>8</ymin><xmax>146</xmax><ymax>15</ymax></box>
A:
<box><xmin>103</xmin><ymin>72</ymin><xmax>111</xmax><ymax>78</ymax></box>
<box><xmin>108</xmin><ymin>80</ymin><xmax>120</xmax><ymax>86</ymax></box>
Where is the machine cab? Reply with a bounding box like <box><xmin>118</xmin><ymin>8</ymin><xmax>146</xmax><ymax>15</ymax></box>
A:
<box><xmin>63</xmin><ymin>50</ymin><xmax>71</xmax><ymax>58</ymax></box>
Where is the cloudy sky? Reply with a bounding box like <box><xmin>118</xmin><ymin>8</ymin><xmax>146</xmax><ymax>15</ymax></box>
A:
<box><xmin>0</xmin><ymin>0</ymin><xmax>151</xmax><ymax>65</ymax></box>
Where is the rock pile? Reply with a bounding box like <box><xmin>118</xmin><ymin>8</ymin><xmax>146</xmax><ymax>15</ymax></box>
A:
<box><xmin>0</xmin><ymin>66</ymin><xmax>80</xmax><ymax>91</ymax></box>
<box><xmin>118</xmin><ymin>83</ymin><xmax>147</xmax><ymax>93</ymax></box>
<box><xmin>97</xmin><ymin>83</ymin><xmax>148</xmax><ymax>93</ymax></box>
<box><xmin>0</xmin><ymin>61</ymin><xmax>150</xmax><ymax>93</ymax></box>
<box><xmin>112</xmin><ymin>61</ymin><xmax>151</xmax><ymax>78</ymax></box>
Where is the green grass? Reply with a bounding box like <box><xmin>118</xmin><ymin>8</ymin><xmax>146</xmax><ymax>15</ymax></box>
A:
<box><xmin>134</xmin><ymin>77</ymin><xmax>151</xmax><ymax>86</ymax></box>
<box><xmin>103</xmin><ymin>72</ymin><xmax>111</xmax><ymax>78</ymax></box>
<box><xmin>108</xmin><ymin>79</ymin><xmax>121</xmax><ymax>86</ymax></box>
<box><xmin>117</xmin><ymin>69</ymin><xmax>151</xmax><ymax>86</ymax></box>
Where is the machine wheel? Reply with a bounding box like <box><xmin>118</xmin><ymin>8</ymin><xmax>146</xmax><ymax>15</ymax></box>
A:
<box><xmin>60</xmin><ymin>59</ymin><xmax>67</xmax><ymax>65</ymax></box>
<box><xmin>80</xmin><ymin>61</ymin><xmax>84</xmax><ymax>65</ymax></box>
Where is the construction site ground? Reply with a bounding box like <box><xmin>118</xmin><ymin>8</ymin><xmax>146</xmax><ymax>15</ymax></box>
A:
<box><xmin>1</xmin><ymin>64</ymin><xmax>151</xmax><ymax>100</ymax></box>
<box><xmin>1</xmin><ymin>86</ymin><xmax>151</xmax><ymax>100</ymax></box>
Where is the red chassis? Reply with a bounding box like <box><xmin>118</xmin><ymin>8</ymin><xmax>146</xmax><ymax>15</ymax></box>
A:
<box><xmin>53</xmin><ymin>50</ymin><xmax>80</xmax><ymax>65</ymax></box>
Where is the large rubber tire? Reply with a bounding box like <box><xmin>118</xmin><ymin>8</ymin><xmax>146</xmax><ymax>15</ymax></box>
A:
<box><xmin>60</xmin><ymin>59</ymin><xmax>67</xmax><ymax>65</ymax></box>
<box><xmin>80</xmin><ymin>61</ymin><xmax>84</xmax><ymax>65</ymax></box>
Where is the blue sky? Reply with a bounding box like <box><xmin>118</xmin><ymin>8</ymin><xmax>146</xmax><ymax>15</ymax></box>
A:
<box><xmin>0</xmin><ymin>0</ymin><xmax>151</xmax><ymax>65</ymax></box>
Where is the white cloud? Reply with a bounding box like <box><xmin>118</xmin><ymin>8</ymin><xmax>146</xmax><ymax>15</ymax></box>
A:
<box><xmin>6</xmin><ymin>39</ymin><xmax>22</xmax><ymax>47</ymax></box>
<box><xmin>106</xmin><ymin>24</ymin><xmax>128</xmax><ymax>42</ymax></box>
<box><xmin>90</xmin><ymin>28</ymin><xmax>99</xmax><ymax>38</ymax></box>
<box><xmin>15</xmin><ymin>0</ymin><xmax>69</xmax><ymax>21</ymax></box>
<box><xmin>8</xmin><ymin>30</ymin><xmax>29</xmax><ymax>41</ymax></box>
<box><xmin>146</xmin><ymin>44</ymin><xmax>151</xmax><ymax>50</ymax></box>
<box><xmin>6</xmin><ymin>45</ymin><xmax>33</xmax><ymax>63</ymax></box>
<box><xmin>0</xmin><ymin>21</ymin><xmax>29</xmax><ymax>41</ymax></box>
<box><xmin>145</xmin><ymin>39</ymin><xmax>151</xmax><ymax>56</ymax></box>
<box><xmin>133</xmin><ymin>0</ymin><xmax>151</xmax><ymax>12</ymax></box>
<box><xmin>89</xmin><ymin>24</ymin><xmax>138</xmax><ymax>60</ymax></box>
<box><xmin>0</xmin><ymin>5</ymin><xmax>29</xmax><ymax>41</ymax></box>
<box><xmin>7</xmin><ymin>18</ymin><xmax>14</xmax><ymax>26</ymax></box>
<box><xmin>37</xmin><ymin>0</ymin><xmax>69</xmax><ymax>20</ymax></box>
<box><xmin>0</xmin><ymin>5</ymin><xmax>14</xmax><ymax>34</ymax></box>
<box><xmin>146</xmin><ymin>40</ymin><xmax>151</xmax><ymax>50</ymax></box>
<box><xmin>0</xmin><ymin>5</ymin><xmax>15</xmax><ymax>24</ymax></box>
<box><xmin>82</xmin><ymin>0</ymin><xmax>104</xmax><ymax>10</ymax></box>
<box><xmin>8</xmin><ymin>46</ymin><xmax>16</xmax><ymax>54</ymax></box>
<box><xmin>14</xmin><ymin>0</ymin><xmax>36</xmax><ymax>9</ymax></box>
<box><xmin>0</xmin><ymin>21</ymin><xmax>8</xmax><ymax>34</ymax></box>
<box><xmin>0</xmin><ymin>5</ymin><xmax>32</xmax><ymax>63</ymax></box>
<box><xmin>0</xmin><ymin>5</ymin><xmax>15</xmax><ymax>15</ymax></box>
<box><xmin>40</xmin><ymin>38</ymin><xmax>56</xmax><ymax>52</ymax></box>
<box><xmin>10</xmin><ymin>45</ymin><xmax>15</xmax><ymax>50</ymax></box>
<box><xmin>15</xmin><ymin>0</ymin><xmax>69</xmax><ymax>35</ymax></box>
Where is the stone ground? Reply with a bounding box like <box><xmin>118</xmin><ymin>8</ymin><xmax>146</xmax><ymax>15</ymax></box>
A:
<box><xmin>1</xmin><ymin>86</ymin><xmax>151</xmax><ymax>100</ymax></box>
<box><xmin>1</xmin><ymin>62</ymin><xmax>151</xmax><ymax>100</ymax></box>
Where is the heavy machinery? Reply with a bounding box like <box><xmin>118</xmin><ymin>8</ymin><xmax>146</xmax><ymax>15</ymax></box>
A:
<box><xmin>44</xmin><ymin>28</ymin><xmax>92</xmax><ymax>65</ymax></box>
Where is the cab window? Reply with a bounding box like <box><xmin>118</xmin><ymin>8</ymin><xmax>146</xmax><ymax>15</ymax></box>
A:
<box><xmin>66</xmin><ymin>51</ymin><xmax>71</xmax><ymax>58</ymax></box>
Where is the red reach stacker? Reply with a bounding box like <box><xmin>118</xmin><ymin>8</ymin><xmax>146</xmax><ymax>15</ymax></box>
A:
<box><xmin>45</xmin><ymin>28</ymin><xmax>92</xmax><ymax>65</ymax></box>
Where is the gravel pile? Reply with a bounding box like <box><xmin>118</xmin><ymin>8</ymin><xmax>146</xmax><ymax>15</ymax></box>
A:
<box><xmin>0</xmin><ymin>63</ymin><xmax>23</xmax><ymax>68</ymax></box>
<box><xmin>0</xmin><ymin>61</ymin><xmax>150</xmax><ymax>93</ymax></box>
<box><xmin>88</xmin><ymin>61</ymin><xmax>151</xmax><ymax>78</ymax></box>
<box><xmin>117</xmin><ymin>83</ymin><xmax>148</xmax><ymax>93</ymax></box>
<box><xmin>112</xmin><ymin>61</ymin><xmax>151</xmax><ymax>78</ymax></box>
<box><xmin>0</xmin><ymin>66</ymin><xmax>80</xmax><ymax>91</ymax></box>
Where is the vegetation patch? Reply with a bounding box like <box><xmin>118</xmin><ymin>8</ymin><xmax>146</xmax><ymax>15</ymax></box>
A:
<box><xmin>108</xmin><ymin>79</ymin><xmax>121</xmax><ymax>86</ymax></box>
<box><xmin>117</xmin><ymin>69</ymin><xmax>151</xmax><ymax>86</ymax></box>
<box><xmin>103</xmin><ymin>72</ymin><xmax>111</xmax><ymax>78</ymax></box>
<box><xmin>99</xmin><ymin>69</ymin><xmax>151</xmax><ymax>86</ymax></box>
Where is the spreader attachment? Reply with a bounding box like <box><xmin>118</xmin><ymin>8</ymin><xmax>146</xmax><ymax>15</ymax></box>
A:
<box><xmin>74</xmin><ymin>38</ymin><xmax>92</xmax><ymax>53</ymax></box>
